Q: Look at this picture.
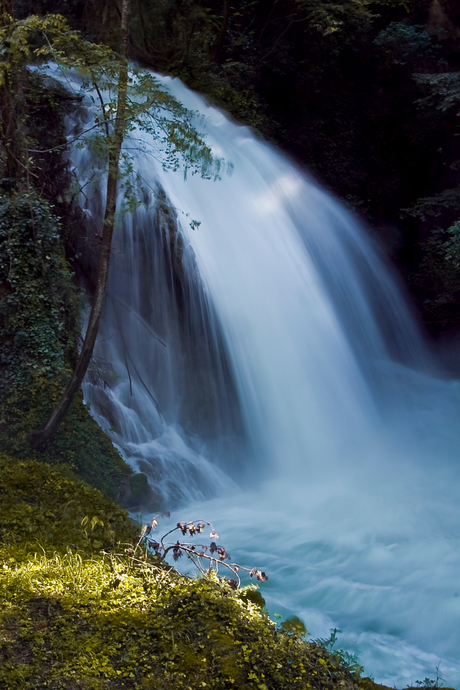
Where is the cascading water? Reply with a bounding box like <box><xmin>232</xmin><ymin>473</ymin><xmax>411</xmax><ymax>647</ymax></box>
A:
<box><xmin>55</xmin><ymin>66</ymin><xmax>460</xmax><ymax>687</ymax></box>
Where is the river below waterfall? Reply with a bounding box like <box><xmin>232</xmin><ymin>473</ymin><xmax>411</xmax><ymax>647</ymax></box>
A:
<box><xmin>54</xmin><ymin>65</ymin><xmax>460</xmax><ymax>688</ymax></box>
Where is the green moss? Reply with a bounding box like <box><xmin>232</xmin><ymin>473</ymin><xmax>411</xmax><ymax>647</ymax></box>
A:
<box><xmin>0</xmin><ymin>550</ymin><xmax>364</xmax><ymax>690</ymax></box>
<box><xmin>0</xmin><ymin>454</ymin><xmax>368</xmax><ymax>690</ymax></box>
<box><xmin>0</xmin><ymin>378</ymin><xmax>132</xmax><ymax>499</ymax></box>
<box><xmin>0</xmin><ymin>194</ymin><xmax>79</xmax><ymax>394</ymax></box>
<box><xmin>0</xmin><ymin>454</ymin><xmax>138</xmax><ymax>553</ymax></box>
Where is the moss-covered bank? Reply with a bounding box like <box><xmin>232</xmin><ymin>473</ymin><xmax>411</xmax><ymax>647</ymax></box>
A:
<box><xmin>2</xmin><ymin>453</ymin><xmax>442</xmax><ymax>690</ymax></box>
<box><xmin>0</xmin><ymin>454</ymin><xmax>352</xmax><ymax>689</ymax></box>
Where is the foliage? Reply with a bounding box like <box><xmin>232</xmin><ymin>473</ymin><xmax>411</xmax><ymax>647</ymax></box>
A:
<box><xmin>0</xmin><ymin>13</ymin><xmax>114</xmax><ymax>86</ymax></box>
<box><xmin>414</xmin><ymin>72</ymin><xmax>460</xmax><ymax>115</ymax></box>
<box><xmin>0</xmin><ymin>12</ymin><xmax>220</xmax><ymax>189</ymax></box>
<box><xmin>0</xmin><ymin>193</ymin><xmax>78</xmax><ymax>398</ymax></box>
<box><xmin>0</xmin><ymin>191</ymin><xmax>137</xmax><ymax>498</ymax></box>
<box><xmin>374</xmin><ymin>21</ymin><xmax>439</xmax><ymax>65</ymax></box>
<box><xmin>317</xmin><ymin>628</ymin><xmax>364</xmax><ymax>677</ymax></box>
<box><xmin>0</xmin><ymin>453</ymin><xmax>368</xmax><ymax>690</ymax></box>
<box><xmin>412</xmin><ymin>222</ymin><xmax>460</xmax><ymax>327</ymax></box>
<box><xmin>406</xmin><ymin>187</ymin><xmax>460</xmax><ymax>221</ymax></box>
<box><xmin>296</xmin><ymin>0</ymin><xmax>377</xmax><ymax>37</ymax></box>
<box><xmin>403</xmin><ymin>69</ymin><xmax>460</xmax><ymax>329</ymax></box>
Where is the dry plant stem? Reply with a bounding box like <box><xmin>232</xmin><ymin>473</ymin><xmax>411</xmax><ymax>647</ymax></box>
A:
<box><xmin>160</xmin><ymin>520</ymin><xmax>215</xmax><ymax>548</ymax></box>
<box><xmin>141</xmin><ymin>519</ymin><xmax>268</xmax><ymax>587</ymax></box>
<box><xmin>162</xmin><ymin>545</ymin><xmax>243</xmax><ymax>586</ymax></box>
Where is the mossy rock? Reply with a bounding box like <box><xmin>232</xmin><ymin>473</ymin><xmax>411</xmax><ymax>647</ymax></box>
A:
<box><xmin>0</xmin><ymin>557</ymin><xmax>365</xmax><ymax>690</ymax></box>
<box><xmin>123</xmin><ymin>471</ymin><xmax>156</xmax><ymax>511</ymax></box>
<box><xmin>0</xmin><ymin>380</ymin><xmax>133</xmax><ymax>501</ymax></box>
<box><xmin>360</xmin><ymin>680</ymin><xmax>394</xmax><ymax>690</ymax></box>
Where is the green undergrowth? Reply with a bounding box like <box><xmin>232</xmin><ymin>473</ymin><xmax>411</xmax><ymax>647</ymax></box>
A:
<box><xmin>0</xmin><ymin>191</ymin><xmax>147</xmax><ymax>504</ymax></box>
<box><xmin>0</xmin><ymin>454</ymin><xmax>138</xmax><ymax>553</ymax></box>
<box><xmin>0</xmin><ymin>453</ymin><xmax>375</xmax><ymax>690</ymax></box>
<box><xmin>0</xmin><ymin>376</ymin><xmax>133</xmax><ymax>501</ymax></box>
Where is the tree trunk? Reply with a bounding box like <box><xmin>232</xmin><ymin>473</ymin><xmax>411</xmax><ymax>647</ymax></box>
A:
<box><xmin>0</xmin><ymin>73</ymin><xmax>18</xmax><ymax>182</ymax></box>
<box><xmin>1</xmin><ymin>1</ymin><xmax>18</xmax><ymax>182</ymax></box>
<box><xmin>30</xmin><ymin>0</ymin><xmax>131</xmax><ymax>448</ymax></box>
<box><xmin>211</xmin><ymin>0</ymin><xmax>230</xmax><ymax>62</ymax></box>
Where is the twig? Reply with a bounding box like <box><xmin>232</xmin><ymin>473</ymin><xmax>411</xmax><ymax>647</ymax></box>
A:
<box><xmin>124</xmin><ymin>349</ymin><xmax>133</xmax><ymax>395</ymax></box>
<box><xmin>94</xmin><ymin>81</ymin><xmax>111</xmax><ymax>137</ymax></box>
<box><xmin>27</xmin><ymin>120</ymin><xmax>116</xmax><ymax>154</ymax></box>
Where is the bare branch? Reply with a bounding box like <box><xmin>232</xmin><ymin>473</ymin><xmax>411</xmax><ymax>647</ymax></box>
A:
<box><xmin>27</xmin><ymin>120</ymin><xmax>116</xmax><ymax>154</ymax></box>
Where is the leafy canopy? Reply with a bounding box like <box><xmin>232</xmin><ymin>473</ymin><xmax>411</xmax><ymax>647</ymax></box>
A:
<box><xmin>0</xmin><ymin>13</ymin><xmax>221</xmax><ymax>187</ymax></box>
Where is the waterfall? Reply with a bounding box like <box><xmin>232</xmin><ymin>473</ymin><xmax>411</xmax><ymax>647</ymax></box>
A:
<box><xmin>54</xmin><ymin>66</ymin><xmax>460</xmax><ymax>688</ymax></box>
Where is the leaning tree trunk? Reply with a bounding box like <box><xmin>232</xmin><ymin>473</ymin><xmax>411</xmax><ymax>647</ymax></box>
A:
<box><xmin>30</xmin><ymin>0</ymin><xmax>131</xmax><ymax>448</ymax></box>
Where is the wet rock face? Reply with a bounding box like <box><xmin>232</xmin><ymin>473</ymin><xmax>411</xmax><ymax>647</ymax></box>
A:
<box><xmin>153</xmin><ymin>185</ymin><xmax>244</xmax><ymax>441</ymax></box>
<box><xmin>80</xmin><ymin>175</ymin><xmax>244</xmax><ymax>444</ymax></box>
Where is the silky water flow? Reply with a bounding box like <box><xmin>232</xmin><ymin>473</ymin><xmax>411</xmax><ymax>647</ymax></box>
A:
<box><xmin>57</xmin><ymin>67</ymin><xmax>460</xmax><ymax>687</ymax></box>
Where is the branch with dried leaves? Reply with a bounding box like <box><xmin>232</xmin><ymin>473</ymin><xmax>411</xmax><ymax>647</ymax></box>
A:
<box><xmin>122</xmin><ymin>515</ymin><xmax>268</xmax><ymax>589</ymax></box>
